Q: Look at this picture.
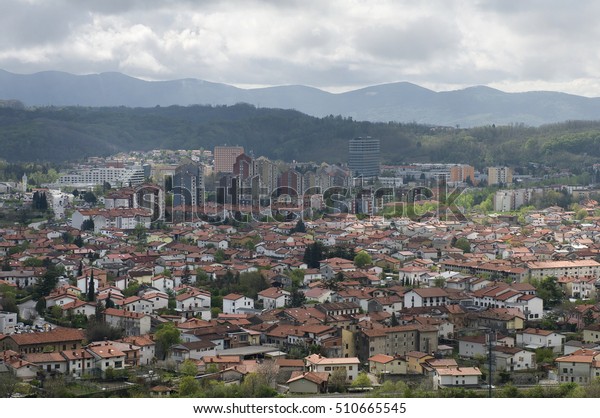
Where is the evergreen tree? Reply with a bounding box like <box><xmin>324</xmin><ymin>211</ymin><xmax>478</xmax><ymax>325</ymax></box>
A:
<box><xmin>73</xmin><ymin>235</ymin><xmax>84</xmax><ymax>248</ymax></box>
<box><xmin>87</xmin><ymin>269</ymin><xmax>95</xmax><ymax>302</ymax></box>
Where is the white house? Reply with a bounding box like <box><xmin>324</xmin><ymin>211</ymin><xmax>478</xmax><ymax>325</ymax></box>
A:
<box><xmin>103</xmin><ymin>308</ymin><xmax>151</xmax><ymax>337</ymax></box>
<box><xmin>175</xmin><ymin>288</ymin><xmax>211</xmax><ymax>319</ymax></box>
<box><xmin>516</xmin><ymin>328</ymin><xmax>565</xmax><ymax>354</ymax></box>
<box><xmin>493</xmin><ymin>346</ymin><xmax>536</xmax><ymax>371</ymax></box>
<box><xmin>403</xmin><ymin>288</ymin><xmax>449</xmax><ymax>309</ymax></box>
<box><xmin>257</xmin><ymin>287</ymin><xmax>290</xmax><ymax>309</ymax></box>
<box><xmin>151</xmin><ymin>275</ymin><xmax>176</xmax><ymax>293</ymax></box>
<box><xmin>0</xmin><ymin>311</ymin><xmax>17</xmax><ymax>334</ymax></box>
<box><xmin>86</xmin><ymin>341</ymin><xmax>126</xmax><ymax>376</ymax></box>
<box><xmin>433</xmin><ymin>367</ymin><xmax>482</xmax><ymax>389</ymax></box>
<box><xmin>222</xmin><ymin>293</ymin><xmax>254</xmax><ymax>314</ymax></box>
<box><xmin>305</xmin><ymin>354</ymin><xmax>360</xmax><ymax>383</ymax></box>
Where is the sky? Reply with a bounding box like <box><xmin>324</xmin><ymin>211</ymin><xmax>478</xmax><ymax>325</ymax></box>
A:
<box><xmin>2</xmin><ymin>0</ymin><xmax>600</xmax><ymax>96</ymax></box>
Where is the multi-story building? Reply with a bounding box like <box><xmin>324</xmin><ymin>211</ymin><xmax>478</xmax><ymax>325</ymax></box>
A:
<box><xmin>488</xmin><ymin>166</ymin><xmax>513</xmax><ymax>186</ymax></box>
<box><xmin>527</xmin><ymin>260</ymin><xmax>600</xmax><ymax>280</ymax></box>
<box><xmin>172</xmin><ymin>162</ymin><xmax>203</xmax><ymax>207</ymax></box>
<box><xmin>348</xmin><ymin>137</ymin><xmax>380</xmax><ymax>178</ymax></box>
<box><xmin>0</xmin><ymin>311</ymin><xmax>17</xmax><ymax>334</ymax></box>
<box><xmin>58</xmin><ymin>163</ymin><xmax>145</xmax><ymax>188</ymax></box>
<box><xmin>449</xmin><ymin>164</ymin><xmax>475</xmax><ymax>185</ymax></box>
<box><xmin>214</xmin><ymin>146</ymin><xmax>244</xmax><ymax>174</ymax></box>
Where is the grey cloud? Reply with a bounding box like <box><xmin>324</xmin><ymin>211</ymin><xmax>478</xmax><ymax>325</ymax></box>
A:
<box><xmin>354</xmin><ymin>18</ymin><xmax>462</xmax><ymax>62</ymax></box>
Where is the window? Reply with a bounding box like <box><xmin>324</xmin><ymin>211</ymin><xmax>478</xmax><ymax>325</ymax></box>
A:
<box><xmin>325</xmin><ymin>366</ymin><xmax>332</xmax><ymax>371</ymax></box>
<box><xmin>348</xmin><ymin>366</ymin><xmax>353</xmax><ymax>370</ymax></box>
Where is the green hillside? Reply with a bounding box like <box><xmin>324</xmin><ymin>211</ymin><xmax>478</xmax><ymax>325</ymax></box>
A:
<box><xmin>0</xmin><ymin>104</ymin><xmax>599</xmax><ymax>169</ymax></box>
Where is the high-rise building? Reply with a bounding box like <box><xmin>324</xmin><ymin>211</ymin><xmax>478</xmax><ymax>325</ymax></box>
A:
<box><xmin>277</xmin><ymin>169</ymin><xmax>303</xmax><ymax>197</ymax></box>
<box><xmin>488</xmin><ymin>167</ymin><xmax>513</xmax><ymax>186</ymax></box>
<box><xmin>450</xmin><ymin>164</ymin><xmax>475</xmax><ymax>185</ymax></box>
<box><xmin>173</xmin><ymin>162</ymin><xmax>203</xmax><ymax>207</ymax></box>
<box><xmin>214</xmin><ymin>146</ymin><xmax>244</xmax><ymax>174</ymax></box>
<box><xmin>233</xmin><ymin>153</ymin><xmax>254</xmax><ymax>180</ymax></box>
<box><xmin>253</xmin><ymin>156</ymin><xmax>279</xmax><ymax>194</ymax></box>
<box><xmin>348</xmin><ymin>137</ymin><xmax>380</xmax><ymax>178</ymax></box>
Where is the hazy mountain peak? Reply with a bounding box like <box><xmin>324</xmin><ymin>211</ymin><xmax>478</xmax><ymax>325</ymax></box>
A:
<box><xmin>1</xmin><ymin>69</ymin><xmax>600</xmax><ymax>126</ymax></box>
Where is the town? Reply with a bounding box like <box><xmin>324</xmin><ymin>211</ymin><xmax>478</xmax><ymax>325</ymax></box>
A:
<box><xmin>1</xmin><ymin>140</ymin><xmax>600</xmax><ymax>398</ymax></box>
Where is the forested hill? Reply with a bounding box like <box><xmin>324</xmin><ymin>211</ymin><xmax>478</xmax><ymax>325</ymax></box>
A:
<box><xmin>1</xmin><ymin>103</ymin><xmax>600</xmax><ymax>168</ymax></box>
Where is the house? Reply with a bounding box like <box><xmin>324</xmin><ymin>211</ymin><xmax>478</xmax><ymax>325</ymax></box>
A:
<box><xmin>61</xmin><ymin>300</ymin><xmax>97</xmax><ymax>318</ymax></box>
<box><xmin>458</xmin><ymin>335</ymin><xmax>489</xmax><ymax>359</ymax></box>
<box><xmin>222</xmin><ymin>293</ymin><xmax>255</xmax><ymax>314</ymax></box>
<box><xmin>555</xmin><ymin>349</ymin><xmax>600</xmax><ymax>384</ymax></box>
<box><xmin>103</xmin><ymin>308</ymin><xmax>151</xmax><ymax>337</ymax></box>
<box><xmin>1</xmin><ymin>327</ymin><xmax>85</xmax><ymax>354</ymax></box>
<box><xmin>403</xmin><ymin>288</ymin><xmax>448</xmax><ymax>309</ymax></box>
<box><xmin>516</xmin><ymin>328</ymin><xmax>565</xmax><ymax>354</ymax></box>
<box><xmin>433</xmin><ymin>366</ymin><xmax>482</xmax><ymax>390</ymax></box>
<box><xmin>475</xmin><ymin>308</ymin><xmax>526</xmax><ymax>332</ymax></box>
<box><xmin>304</xmin><ymin>287</ymin><xmax>333</xmax><ymax>303</ymax></box>
<box><xmin>0</xmin><ymin>311</ymin><xmax>17</xmax><ymax>334</ymax></box>
<box><xmin>583</xmin><ymin>324</ymin><xmax>600</xmax><ymax>344</ymax></box>
<box><xmin>286</xmin><ymin>371</ymin><xmax>329</xmax><ymax>394</ymax></box>
<box><xmin>257</xmin><ymin>287</ymin><xmax>290</xmax><ymax>309</ymax></box>
<box><xmin>3</xmin><ymin>354</ymin><xmax>40</xmax><ymax>380</ymax></box>
<box><xmin>61</xmin><ymin>349</ymin><xmax>94</xmax><ymax>377</ymax></box>
<box><xmin>86</xmin><ymin>341</ymin><xmax>127</xmax><ymax>377</ymax></box>
<box><xmin>170</xmin><ymin>339</ymin><xmax>217</xmax><ymax>362</ymax></box>
<box><xmin>176</xmin><ymin>288</ymin><xmax>212</xmax><ymax>319</ymax></box>
<box><xmin>151</xmin><ymin>275</ymin><xmax>176</xmax><ymax>293</ymax></box>
<box><xmin>305</xmin><ymin>354</ymin><xmax>360</xmax><ymax>383</ymax></box>
<box><xmin>493</xmin><ymin>346</ymin><xmax>536</xmax><ymax>372</ymax></box>
<box><xmin>119</xmin><ymin>335</ymin><xmax>155</xmax><ymax>366</ymax></box>
<box><xmin>368</xmin><ymin>353</ymin><xmax>407</xmax><ymax>375</ymax></box>
<box><xmin>406</xmin><ymin>351</ymin><xmax>434</xmax><ymax>374</ymax></box>
<box><xmin>24</xmin><ymin>352</ymin><xmax>69</xmax><ymax>375</ymax></box>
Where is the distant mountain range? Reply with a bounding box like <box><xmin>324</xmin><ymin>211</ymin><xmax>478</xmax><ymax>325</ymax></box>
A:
<box><xmin>2</xmin><ymin>69</ymin><xmax>600</xmax><ymax>127</ymax></box>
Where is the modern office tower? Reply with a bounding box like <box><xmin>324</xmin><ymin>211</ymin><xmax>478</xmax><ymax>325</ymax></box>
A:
<box><xmin>488</xmin><ymin>166</ymin><xmax>513</xmax><ymax>186</ymax></box>
<box><xmin>214</xmin><ymin>145</ymin><xmax>244</xmax><ymax>174</ymax></box>
<box><xmin>348</xmin><ymin>137</ymin><xmax>380</xmax><ymax>178</ymax></box>
<box><xmin>173</xmin><ymin>162</ymin><xmax>203</xmax><ymax>207</ymax></box>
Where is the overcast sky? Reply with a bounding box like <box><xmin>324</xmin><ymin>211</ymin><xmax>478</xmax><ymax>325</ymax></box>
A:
<box><xmin>2</xmin><ymin>0</ymin><xmax>600</xmax><ymax>96</ymax></box>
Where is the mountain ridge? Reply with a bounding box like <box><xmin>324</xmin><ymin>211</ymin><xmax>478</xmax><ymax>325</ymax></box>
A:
<box><xmin>1</xmin><ymin>69</ymin><xmax>600</xmax><ymax>127</ymax></box>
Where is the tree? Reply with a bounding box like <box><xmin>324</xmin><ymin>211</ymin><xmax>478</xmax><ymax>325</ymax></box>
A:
<box><xmin>290</xmin><ymin>219</ymin><xmax>306</xmax><ymax>234</ymax></box>
<box><xmin>289</xmin><ymin>287</ymin><xmax>306</xmax><ymax>308</ymax></box>
<box><xmin>303</xmin><ymin>242</ymin><xmax>324</xmax><ymax>268</ymax></box>
<box><xmin>83</xmin><ymin>191</ymin><xmax>97</xmax><ymax>204</ymax></box>
<box><xmin>433</xmin><ymin>277</ymin><xmax>446</xmax><ymax>288</ymax></box>
<box><xmin>87</xmin><ymin>269</ymin><xmax>95</xmax><ymax>302</ymax></box>
<box><xmin>178</xmin><ymin>376</ymin><xmax>200</xmax><ymax>397</ymax></box>
<box><xmin>73</xmin><ymin>235</ymin><xmax>84</xmax><ymax>248</ymax></box>
<box><xmin>214</xmin><ymin>249</ymin><xmax>226</xmax><ymax>263</ymax></box>
<box><xmin>354</xmin><ymin>250</ymin><xmax>372</xmax><ymax>268</ymax></box>
<box><xmin>351</xmin><ymin>372</ymin><xmax>372</xmax><ymax>388</ymax></box>
<box><xmin>81</xmin><ymin>219</ymin><xmax>95</xmax><ymax>231</ymax></box>
<box><xmin>179</xmin><ymin>359</ymin><xmax>199</xmax><ymax>376</ymax></box>
<box><xmin>154</xmin><ymin>322</ymin><xmax>181</xmax><ymax>360</ymax></box>
<box><xmin>85</xmin><ymin>320</ymin><xmax>123</xmax><ymax>342</ymax></box>
<box><xmin>583</xmin><ymin>309</ymin><xmax>595</xmax><ymax>327</ymax></box>
<box><xmin>328</xmin><ymin>367</ymin><xmax>347</xmax><ymax>393</ymax></box>
<box><xmin>533</xmin><ymin>276</ymin><xmax>564</xmax><ymax>308</ymax></box>
<box><xmin>0</xmin><ymin>373</ymin><xmax>19</xmax><ymax>398</ymax></box>
<box><xmin>454</xmin><ymin>237</ymin><xmax>471</xmax><ymax>253</ymax></box>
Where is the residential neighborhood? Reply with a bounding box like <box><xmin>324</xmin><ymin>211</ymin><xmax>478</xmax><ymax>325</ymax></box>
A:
<box><xmin>1</xmin><ymin>148</ymin><xmax>600</xmax><ymax>399</ymax></box>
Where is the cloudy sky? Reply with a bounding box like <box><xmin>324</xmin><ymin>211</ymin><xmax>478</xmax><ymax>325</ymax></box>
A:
<box><xmin>2</xmin><ymin>0</ymin><xmax>600</xmax><ymax>96</ymax></box>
